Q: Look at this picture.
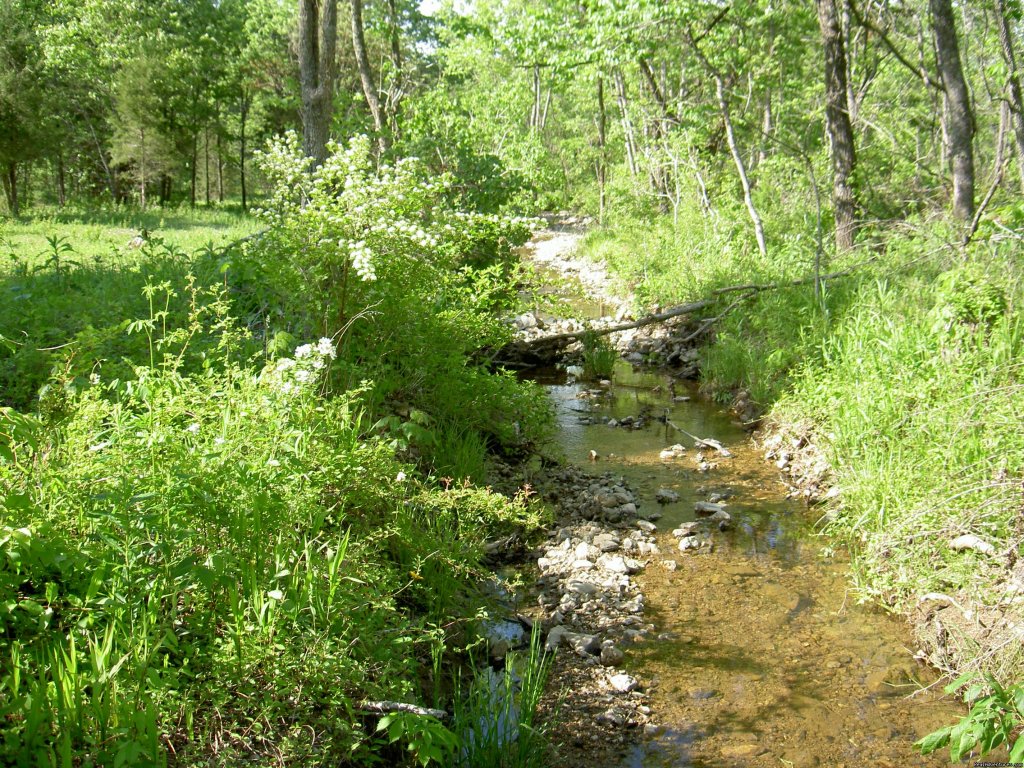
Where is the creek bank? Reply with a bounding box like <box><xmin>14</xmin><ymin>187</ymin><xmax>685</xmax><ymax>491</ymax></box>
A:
<box><xmin>484</xmin><ymin>462</ymin><xmax>659</xmax><ymax>766</ymax></box>
<box><xmin>757</xmin><ymin>418</ymin><xmax>1024</xmax><ymax>694</ymax></box>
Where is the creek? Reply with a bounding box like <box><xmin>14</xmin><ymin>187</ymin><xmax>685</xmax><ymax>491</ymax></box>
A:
<box><xmin>520</xmin><ymin>231</ymin><xmax>962</xmax><ymax>767</ymax></box>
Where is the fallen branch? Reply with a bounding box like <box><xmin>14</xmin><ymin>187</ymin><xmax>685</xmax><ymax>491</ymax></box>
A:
<box><xmin>358</xmin><ymin>700</ymin><xmax>449</xmax><ymax>720</ymax></box>
<box><xmin>676</xmin><ymin>291</ymin><xmax>755</xmax><ymax>345</ymax></box>
<box><xmin>668</xmin><ymin>420</ymin><xmax>734</xmax><ymax>457</ymax></box>
<box><xmin>515</xmin><ymin>260</ymin><xmax>873</xmax><ymax>349</ymax></box>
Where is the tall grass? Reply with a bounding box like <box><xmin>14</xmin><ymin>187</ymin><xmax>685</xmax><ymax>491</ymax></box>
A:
<box><xmin>452</xmin><ymin>628</ymin><xmax>553</xmax><ymax>768</ymax></box>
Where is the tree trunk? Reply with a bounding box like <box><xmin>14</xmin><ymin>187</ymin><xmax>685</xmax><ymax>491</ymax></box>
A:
<box><xmin>930</xmin><ymin>0</ymin><xmax>974</xmax><ymax>220</ymax></box>
<box><xmin>57</xmin><ymin>151</ymin><xmax>66</xmax><ymax>207</ymax></box>
<box><xmin>638</xmin><ymin>57</ymin><xmax>674</xmax><ymax>207</ymax></box>
<box><xmin>816</xmin><ymin>0</ymin><xmax>857</xmax><ymax>251</ymax></box>
<box><xmin>385</xmin><ymin>0</ymin><xmax>403</xmax><ymax>133</ymax></box>
<box><xmin>204</xmin><ymin>124</ymin><xmax>211</xmax><ymax>206</ymax></box>
<box><xmin>351</xmin><ymin>0</ymin><xmax>385</xmax><ymax>147</ymax></box>
<box><xmin>240</xmin><ymin>93</ymin><xmax>249</xmax><ymax>212</ymax></box>
<box><xmin>2</xmin><ymin>163</ymin><xmax>17</xmax><ymax>217</ymax></box>
<box><xmin>86</xmin><ymin>117</ymin><xmax>117</xmax><ymax>202</ymax></box>
<box><xmin>613</xmin><ymin>69</ymin><xmax>639</xmax><ymax>177</ymax></box>
<box><xmin>190</xmin><ymin>133</ymin><xmax>198</xmax><ymax>208</ymax></box>
<box><xmin>714</xmin><ymin>74</ymin><xmax>768</xmax><ymax>257</ymax></box>
<box><xmin>758</xmin><ymin>90</ymin><xmax>773</xmax><ymax>166</ymax></box>
<box><xmin>140</xmin><ymin>128</ymin><xmax>148</xmax><ymax>210</ymax></box>
<box><xmin>994</xmin><ymin>0</ymin><xmax>1024</xmax><ymax>193</ymax></box>
<box><xmin>531</xmin><ymin>64</ymin><xmax>541</xmax><ymax>132</ymax></box>
<box><xmin>299</xmin><ymin>0</ymin><xmax>339</xmax><ymax>166</ymax></box>
<box><xmin>386</xmin><ymin>0</ymin><xmax>402</xmax><ymax>72</ymax></box>
<box><xmin>596</xmin><ymin>75</ymin><xmax>607</xmax><ymax>225</ymax></box>
<box><xmin>216</xmin><ymin>115</ymin><xmax>224</xmax><ymax>203</ymax></box>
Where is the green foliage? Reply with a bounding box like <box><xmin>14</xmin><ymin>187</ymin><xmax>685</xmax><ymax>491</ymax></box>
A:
<box><xmin>0</xmin><ymin>207</ymin><xmax>256</xmax><ymax>411</ymax></box>
<box><xmin>916</xmin><ymin>672</ymin><xmax>1024</xmax><ymax>762</ymax></box>
<box><xmin>933</xmin><ymin>263</ymin><xmax>1009</xmax><ymax>331</ymax></box>
<box><xmin>451</xmin><ymin>628</ymin><xmax>553</xmax><ymax>768</ymax></box>
<box><xmin>0</xmin><ymin>131</ymin><xmax>557</xmax><ymax>764</ymax></box>
<box><xmin>0</xmin><ymin>309</ymin><xmax>548</xmax><ymax>764</ymax></box>
<box><xmin>374</xmin><ymin>712</ymin><xmax>459</xmax><ymax>767</ymax></box>
<box><xmin>249</xmin><ymin>134</ymin><xmax>549</xmax><ymax>462</ymax></box>
<box><xmin>580</xmin><ymin>331</ymin><xmax>617</xmax><ymax>380</ymax></box>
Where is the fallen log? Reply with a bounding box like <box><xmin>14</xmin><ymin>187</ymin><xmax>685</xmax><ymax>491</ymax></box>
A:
<box><xmin>507</xmin><ymin>261</ymin><xmax>873</xmax><ymax>353</ymax></box>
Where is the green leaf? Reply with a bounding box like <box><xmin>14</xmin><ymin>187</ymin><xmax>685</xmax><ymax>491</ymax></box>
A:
<box><xmin>944</xmin><ymin>670</ymin><xmax>978</xmax><ymax>695</ymax></box>
<box><xmin>1008</xmin><ymin>734</ymin><xmax>1024</xmax><ymax>761</ymax></box>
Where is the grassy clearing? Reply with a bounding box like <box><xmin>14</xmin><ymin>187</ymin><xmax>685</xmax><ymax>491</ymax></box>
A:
<box><xmin>579</xmin><ymin>213</ymin><xmax>1024</xmax><ymax>686</ymax></box>
<box><xmin>0</xmin><ymin>205</ymin><xmax>258</xmax><ymax>269</ymax></box>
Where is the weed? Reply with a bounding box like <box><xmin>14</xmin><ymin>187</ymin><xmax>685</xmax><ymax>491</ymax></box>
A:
<box><xmin>452</xmin><ymin>627</ymin><xmax>553</xmax><ymax>768</ymax></box>
<box><xmin>916</xmin><ymin>672</ymin><xmax>1024</xmax><ymax>761</ymax></box>
<box><xmin>580</xmin><ymin>331</ymin><xmax>618</xmax><ymax>380</ymax></box>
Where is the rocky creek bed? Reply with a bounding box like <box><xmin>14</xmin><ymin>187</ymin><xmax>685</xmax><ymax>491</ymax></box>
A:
<box><xmin>479</xmin><ymin>225</ymin><xmax>971</xmax><ymax>767</ymax></box>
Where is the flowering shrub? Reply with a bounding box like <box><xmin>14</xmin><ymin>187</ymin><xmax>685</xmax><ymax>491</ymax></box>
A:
<box><xmin>252</xmin><ymin>132</ymin><xmax>535</xmax><ymax>338</ymax></box>
<box><xmin>262</xmin><ymin>336</ymin><xmax>337</xmax><ymax>397</ymax></box>
<box><xmin>247</xmin><ymin>134</ymin><xmax>550</xmax><ymax>459</ymax></box>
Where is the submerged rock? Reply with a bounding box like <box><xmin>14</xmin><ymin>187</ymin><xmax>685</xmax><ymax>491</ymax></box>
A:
<box><xmin>694</xmin><ymin>501</ymin><xmax>727</xmax><ymax>516</ymax></box>
<box><xmin>655</xmin><ymin>488</ymin><xmax>680</xmax><ymax>504</ymax></box>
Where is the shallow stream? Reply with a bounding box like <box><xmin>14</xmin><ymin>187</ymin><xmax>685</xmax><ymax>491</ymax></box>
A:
<box><xmin>536</xmin><ymin>363</ymin><xmax>958</xmax><ymax>766</ymax></box>
<box><xmin>522</xmin><ymin>236</ymin><xmax>963</xmax><ymax>766</ymax></box>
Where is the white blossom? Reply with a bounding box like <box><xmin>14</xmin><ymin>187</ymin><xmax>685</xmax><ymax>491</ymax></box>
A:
<box><xmin>316</xmin><ymin>337</ymin><xmax>336</xmax><ymax>358</ymax></box>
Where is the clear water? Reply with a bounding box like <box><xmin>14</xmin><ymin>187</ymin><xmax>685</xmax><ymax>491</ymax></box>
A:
<box><xmin>536</xmin><ymin>362</ymin><xmax>964</xmax><ymax>767</ymax></box>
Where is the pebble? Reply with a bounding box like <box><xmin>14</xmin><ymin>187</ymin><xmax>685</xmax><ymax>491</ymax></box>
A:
<box><xmin>600</xmin><ymin>645</ymin><xmax>625</xmax><ymax>666</ymax></box>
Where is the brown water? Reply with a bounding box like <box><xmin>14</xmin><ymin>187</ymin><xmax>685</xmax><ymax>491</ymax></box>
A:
<box><xmin>536</xmin><ymin>361</ymin><xmax>962</xmax><ymax>767</ymax></box>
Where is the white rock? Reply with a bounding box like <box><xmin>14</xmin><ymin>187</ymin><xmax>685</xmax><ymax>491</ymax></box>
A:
<box><xmin>513</xmin><ymin>312</ymin><xmax>538</xmax><ymax>330</ymax></box>
<box><xmin>545</xmin><ymin>625</ymin><xmax>568</xmax><ymax>652</ymax></box>
<box><xmin>600</xmin><ymin>555</ymin><xmax>629</xmax><ymax>573</ymax></box>
<box><xmin>608</xmin><ymin>673</ymin><xmax>639</xmax><ymax>693</ymax></box>
<box><xmin>950</xmin><ymin>534</ymin><xmax>996</xmax><ymax>556</ymax></box>
<box><xmin>568</xmin><ymin>580</ymin><xmax>599</xmax><ymax>597</ymax></box>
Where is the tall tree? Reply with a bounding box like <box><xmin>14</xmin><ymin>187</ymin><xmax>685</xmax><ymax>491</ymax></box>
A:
<box><xmin>0</xmin><ymin>0</ymin><xmax>46</xmax><ymax>216</ymax></box>
<box><xmin>351</xmin><ymin>0</ymin><xmax>386</xmax><ymax>145</ymax></box>
<box><xmin>298</xmin><ymin>0</ymin><xmax>338</xmax><ymax>166</ymax></box>
<box><xmin>930</xmin><ymin>0</ymin><xmax>974</xmax><ymax>219</ymax></box>
<box><xmin>816</xmin><ymin>0</ymin><xmax>857</xmax><ymax>251</ymax></box>
<box><xmin>994</xmin><ymin>0</ymin><xmax>1024</xmax><ymax>193</ymax></box>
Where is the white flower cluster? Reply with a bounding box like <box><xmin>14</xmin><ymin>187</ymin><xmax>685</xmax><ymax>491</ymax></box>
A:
<box><xmin>342</xmin><ymin>240</ymin><xmax>375</xmax><ymax>281</ymax></box>
<box><xmin>263</xmin><ymin>337</ymin><xmax>337</xmax><ymax>396</ymax></box>
<box><xmin>393</xmin><ymin>219</ymin><xmax>438</xmax><ymax>249</ymax></box>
